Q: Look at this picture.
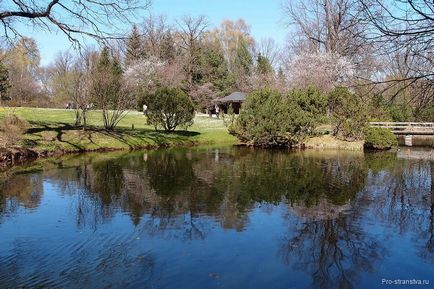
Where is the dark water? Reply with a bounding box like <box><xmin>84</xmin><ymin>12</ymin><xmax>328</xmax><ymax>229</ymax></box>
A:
<box><xmin>0</xmin><ymin>147</ymin><xmax>433</xmax><ymax>289</ymax></box>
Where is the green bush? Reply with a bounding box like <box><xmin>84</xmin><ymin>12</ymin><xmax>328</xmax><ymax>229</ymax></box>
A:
<box><xmin>364</xmin><ymin>127</ymin><xmax>398</xmax><ymax>150</ymax></box>
<box><xmin>230</xmin><ymin>87</ymin><xmax>327</xmax><ymax>147</ymax></box>
<box><xmin>416</xmin><ymin>106</ymin><xmax>434</xmax><ymax>122</ymax></box>
<box><xmin>145</xmin><ymin>87</ymin><xmax>195</xmax><ymax>132</ymax></box>
<box><xmin>329</xmin><ymin>87</ymin><xmax>368</xmax><ymax>141</ymax></box>
<box><xmin>387</xmin><ymin>104</ymin><xmax>413</xmax><ymax>122</ymax></box>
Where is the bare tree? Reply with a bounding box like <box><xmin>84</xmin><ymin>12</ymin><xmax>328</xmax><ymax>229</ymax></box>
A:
<box><xmin>48</xmin><ymin>49</ymin><xmax>95</xmax><ymax>127</ymax></box>
<box><xmin>357</xmin><ymin>0</ymin><xmax>433</xmax><ymax>108</ymax></box>
<box><xmin>142</xmin><ymin>14</ymin><xmax>172</xmax><ymax>59</ymax></box>
<box><xmin>0</xmin><ymin>0</ymin><xmax>151</xmax><ymax>45</ymax></box>
<box><xmin>282</xmin><ymin>0</ymin><xmax>374</xmax><ymax>76</ymax></box>
<box><xmin>206</xmin><ymin>19</ymin><xmax>255</xmax><ymax>72</ymax></box>
<box><xmin>91</xmin><ymin>47</ymin><xmax>133</xmax><ymax>130</ymax></box>
<box><xmin>176</xmin><ymin>15</ymin><xmax>208</xmax><ymax>87</ymax></box>
<box><xmin>256</xmin><ymin>38</ymin><xmax>281</xmax><ymax>67</ymax></box>
<box><xmin>3</xmin><ymin>37</ymin><xmax>41</xmax><ymax>104</ymax></box>
<box><xmin>71</xmin><ymin>50</ymin><xmax>98</xmax><ymax>128</ymax></box>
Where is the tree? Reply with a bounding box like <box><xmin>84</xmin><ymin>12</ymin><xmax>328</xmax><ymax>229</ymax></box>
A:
<box><xmin>189</xmin><ymin>82</ymin><xmax>218</xmax><ymax>111</ymax></box>
<box><xmin>125</xmin><ymin>25</ymin><xmax>145</xmax><ymax>67</ymax></box>
<box><xmin>206</xmin><ymin>19</ymin><xmax>255</xmax><ymax>72</ymax></box>
<box><xmin>176</xmin><ymin>15</ymin><xmax>208</xmax><ymax>87</ymax></box>
<box><xmin>0</xmin><ymin>0</ymin><xmax>151</xmax><ymax>45</ymax></box>
<box><xmin>282</xmin><ymin>0</ymin><xmax>376</xmax><ymax>85</ymax></box>
<box><xmin>256</xmin><ymin>53</ymin><xmax>273</xmax><ymax>75</ymax></box>
<box><xmin>191</xmin><ymin>43</ymin><xmax>235</xmax><ymax>109</ymax></box>
<box><xmin>142</xmin><ymin>14</ymin><xmax>173</xmax><ymax>59</ymax></box>
<box><xmin>328</xmin><ymin>87</ymin><xmax>368</xmax><ymax>140</ymax></box>
<box><xmin>283</xmin><ymin>0</ymin><xmax>368</xmax><ymax>55</ymax></box>
<box><xmin>47</xmin><ymin>50</ymin><xmax>95</xmax><ymax>127</ymax></box>
<box><xmin>72</xmin><ymin>51</ymin><xmax>98</xmax><ymax>128</ymax></box>
<box><xmin>124</xmin><ymin>56</ymin><xmax>185</xmax><ymax>109</ymax></box>
<box><xmin>145</xmin><ymin>87</ymin><xmax>195</xmax><ymax>132</ymax></box>
<box><xmin>286</xmin><ymin>52</ymin><xmax>354</xmax><ymax>92</ymax></box>
<box><xmin>357</xmin><ymin>0</ymin><xmax>434</xmax><ymax>110</ymax></box>
<box><xmin>233</xmin><ymin>39</ymin><xmax>253</xmax><ymax>90</ymax></box>
<box><xmin>3</xmin><ymin>37</ymin><xmax>41</xmax><ymax>104</ymax></box>
<box><xmin>160</xmin><ymin>31</ymin><xmax>177</xmax><ymax>62</ymax></box>
<box><xmin>0</xmin><ymin>60</ymin><xmax>10</xmax><ymax>104</ymax></box>
<box><xmin>230</xmin><ymin>88</ymin><xmax>327</xmax><ymax>147</ymax></box>
<box><xmin>257</xmin><ymin>38</ymin><xmax>280</xmax><ymax>67</ymax></box>
<box><xmin>91</xmin><ymin>47</ymin><xmax>132</xmax><ymax>130</ymax></box>
<box><xmin>47</xmin><ymin>51</ymin><xmax>75</xmax><ymax>105</ymax></box>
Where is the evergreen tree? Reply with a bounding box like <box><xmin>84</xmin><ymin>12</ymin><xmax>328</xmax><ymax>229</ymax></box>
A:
<box><xmin>160</xmin><ymin>31</ymin><xmax>176</xmax><ymax>62</ymax></box>
<box><xmin>196</xmin><ymin>46</ymin><xmax>234</xmax><ymax>95</ymax></box>
<box><xmin>125</xmin><ymin>25</ymin><xmax>145</xmax><ymax>66</ymax></box>
<box><xmin>234</xmin><ymin>40</ymin><xmax>253</xmax><ymax>76</ymax></box>
<box><xmin>0</xmin><ymin>61</ymin><xmax>9</xmax><ymax>103</ymax></box>
<box><xmin>257</xmin><ymin>53</ymin><xmax>273</xmax><ymax>75</ymax></box>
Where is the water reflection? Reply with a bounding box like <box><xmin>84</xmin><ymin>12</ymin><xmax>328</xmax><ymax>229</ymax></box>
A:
<box><xmin>0</xmin><ymin>147</ymin><xmax>433</xmax><ymax>289</ymax></box>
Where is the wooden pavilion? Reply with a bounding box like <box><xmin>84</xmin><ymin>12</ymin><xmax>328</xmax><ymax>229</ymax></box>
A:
<box><xmin>214</xmin><ymin>92</ymin><xmax>246</xmax><ymax>114</ymax></box>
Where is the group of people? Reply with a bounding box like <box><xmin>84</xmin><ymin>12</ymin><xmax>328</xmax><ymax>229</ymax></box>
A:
<box><xmin>207</xmin><ymin>105</ymin><xmax>220</xmax><ymax>118</ymax></box>
<box><xmin>65</xmin><ymin>103</ymin><xmax>94</xmax><ymax>110</ymax></box>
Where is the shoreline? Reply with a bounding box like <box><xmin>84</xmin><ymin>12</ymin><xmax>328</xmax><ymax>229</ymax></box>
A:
<box><xmin>0</xmin><ymin>138</ymin><xmax>212</xmax><ymax>169</ymax></box>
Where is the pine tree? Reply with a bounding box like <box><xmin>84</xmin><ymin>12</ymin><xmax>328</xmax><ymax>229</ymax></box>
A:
<box><xmin>234</xmin><ymin>40</ymin><xmax>253</xmax><ymax>76</ymax></box>
<box><xmin>125</xmin><ymin>25</ymin><xmax>145</xmax><ymax>66</ymax></box>
<box><xmin>197</xmin><ymin>46</ymin><xmax>234</xmax><ymax>95</ymax></box>
<box><xmin>160</xmin><ymin>31</ymin><xmax>176</xmax><ymax>62</ymax></box>
<box><xmin>0</xmin><ymin>61</ymin><xmax>9</xmax><ymax>103</ymax></box>
<box><xmin>257</xmin><ymin>53</ymin><xmax>273</xmax><ymax>75</ymax></box>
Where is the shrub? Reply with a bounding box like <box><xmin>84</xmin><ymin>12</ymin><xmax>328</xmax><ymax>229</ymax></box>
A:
<box><xmin>222</xmin><ymin>104</ymin><xmax>236</xmax><ymax>128</ymax></box>
<box><xmin>416</xmin><ymin>106</ymin><xmax>434</xmax><ymax>122</ymax></box>
<box><xmin>387</xmin><ymin>104</ymin><xmax>413</xmax><ymax>122</ymax></box>
<box><xmin>145</xmin><ymin>87</ymin><xmax>195</xmax><ymax>132</ymax></box>
<box><xmin>0</xmin><ymin>114</ymin><xmax>29</xmax><ymax>147</ymax></box>
<box><xmin>364</xmin><ymin>127</ymin><xmax>397</xmax><ymax>150</ymax></box>
<box><xmin>329</xmin><ymin>87</ymin><xmax>368</xmax><ymax>141</ymax></box>
<box><xmin>230</xmin><ymin>88</ymin><xmax>327</xmax><ymax>147</ymax></box>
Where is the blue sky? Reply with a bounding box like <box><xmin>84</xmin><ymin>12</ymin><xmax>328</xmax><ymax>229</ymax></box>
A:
<box><xmin>24</xmin><ymin>0</ymin><xmax>288</xmax><ymax>66</ymax></box>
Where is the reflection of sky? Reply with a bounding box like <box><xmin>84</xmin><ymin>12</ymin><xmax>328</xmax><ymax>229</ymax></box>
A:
<box><xmin>15</xmin><ymin>0</ymin><xmax>287</xmax><ymax>66</ymax></box>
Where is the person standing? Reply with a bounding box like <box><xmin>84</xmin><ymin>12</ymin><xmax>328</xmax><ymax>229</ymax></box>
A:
<box><xmin>215</xmin><ymin>105</ymin><xmax>220</xmax><ymax>119</ymax></box>
<box><xmin>143</xmin><ymin>104</ymin><xmax>148</xmax><ymax>115</ymax></box>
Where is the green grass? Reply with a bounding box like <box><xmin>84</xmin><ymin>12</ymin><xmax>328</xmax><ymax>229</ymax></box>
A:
<box><xmin>0</xmin><ymin>107</ymin><xmax>236</xmax><ymax>153</ymax></box>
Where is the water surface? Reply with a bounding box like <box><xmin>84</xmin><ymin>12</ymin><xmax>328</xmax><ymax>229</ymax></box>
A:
<box><xmin>0</xmin><ymin>147</ymin><xmax>433</xmax><ymax>289</ymax></box>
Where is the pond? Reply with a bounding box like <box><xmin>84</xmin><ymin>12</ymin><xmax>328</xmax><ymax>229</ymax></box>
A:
<box><xmin>0</xmin><ymin>147</ymin><xmax>433</xmax><ymax>289</ymax></box>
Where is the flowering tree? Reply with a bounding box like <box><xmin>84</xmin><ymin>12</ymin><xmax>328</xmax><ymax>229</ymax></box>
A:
<box><xmin>124</xmin><ymin>57</ymin><xmax>185</xmax><ymax>92</ymax></box>
<box><xmin>286</xmin><ymin>52</ymin><xmax>354</xmax><ymax>92</ymax></box>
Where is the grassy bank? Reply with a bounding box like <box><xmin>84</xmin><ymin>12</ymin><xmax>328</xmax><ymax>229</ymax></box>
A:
<box><xmin>305</xmin><ymin>135</ymin><xmax>364</xmax><ymax>151</ymax></box>
<box><xmin>0</xmin><ymin>107</ymin><xmax>236</xmax><ymax>154</ymax></box>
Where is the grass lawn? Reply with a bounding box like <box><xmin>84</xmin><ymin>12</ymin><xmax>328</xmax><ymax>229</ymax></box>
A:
<box><xmin>0</xmin><ymin>107</ymin><xmax>236</xmax><ymax>153</ymax></box>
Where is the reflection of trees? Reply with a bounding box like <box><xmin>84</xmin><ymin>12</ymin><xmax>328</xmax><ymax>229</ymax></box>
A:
<box><xmin>1</xmin><ymin>148</ymin><xmax>433</xmax><ymax>288</ymax></box>
<box><xmin>0</xmin><ymin>174</ymin><xmax>43</xmax><ymax>221</ymax></box>
<box><xmin>278</xmin><ymin>155</ymin><xmax>434</xmax><ymax>289</ymax></box>
<box><xmin>275</xmin><ymin>152</ymin><xmax>375</xmax><ymax>289</ymax></box>
<box><xmin>279</xmin><ymin>201</ymin><xmax>384</xmax><ymax>289</ymax></box>
<box><xmin>366</xmin><ymin>159</ymin><xmax>434</xmax><ymax>262</ymax></box>
<box><xmin>214</xmin><ymin>149</ymin><xmax>366</xmax><ymax>209</ymax></box>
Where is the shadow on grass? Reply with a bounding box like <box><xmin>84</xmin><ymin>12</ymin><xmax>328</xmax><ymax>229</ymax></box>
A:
<box><xmin>25</xmin><ymin>121</ymin><xmax>201</xmax><ymax>151</ymax></box>
<box><xmin>100</xmin><ymin>128</ymin><xmax>200</xmax><ymax>149</ymax></box>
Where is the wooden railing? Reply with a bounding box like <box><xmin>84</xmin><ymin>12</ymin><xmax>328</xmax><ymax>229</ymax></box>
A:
<box><xmin>370</xmin><ymin>122</ymin><xmax>434</xmax><ymax>135</ymax></box>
